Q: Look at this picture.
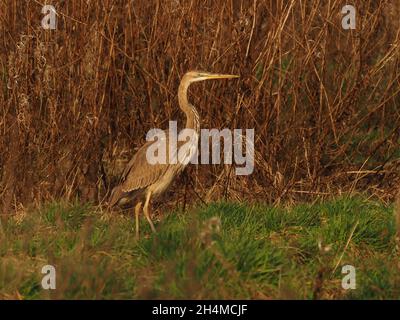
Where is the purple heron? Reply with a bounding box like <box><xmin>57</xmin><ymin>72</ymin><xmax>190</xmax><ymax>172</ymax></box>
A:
<box><xmin>109</xmin><ymin>71</ymin><xmax>239</xmax><ymax>239</ymax></box>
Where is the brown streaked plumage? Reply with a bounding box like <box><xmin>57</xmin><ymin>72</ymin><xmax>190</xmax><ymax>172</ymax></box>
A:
<box><xmin>109</xmin><ymin>71</ymin><xmax>239</xmax><ymax>239</ymax></box>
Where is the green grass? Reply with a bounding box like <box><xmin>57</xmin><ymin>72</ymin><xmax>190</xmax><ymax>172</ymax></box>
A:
<box><xmin>0</xmin><ymin>197</ymin><xmax>399</xmax><ymax>299</ymax></box>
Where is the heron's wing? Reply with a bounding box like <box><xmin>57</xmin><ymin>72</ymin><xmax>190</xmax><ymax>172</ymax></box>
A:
<box><xmin>119</xmin><ymin>138</ymin><xmax>171</xmax><ymax>193</ymax></box>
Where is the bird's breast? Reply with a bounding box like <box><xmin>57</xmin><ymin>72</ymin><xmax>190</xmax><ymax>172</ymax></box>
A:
<box><xmin>148</xmin><ymin>165</ymin><xmax>183</xmax><ymax>196</ymax></box>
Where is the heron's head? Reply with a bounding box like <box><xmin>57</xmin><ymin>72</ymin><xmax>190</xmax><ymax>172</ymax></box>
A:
<box><xmin>184</xmin><ymin>70</ymin><xmax>239</xmax><ymax>84</ymax></box>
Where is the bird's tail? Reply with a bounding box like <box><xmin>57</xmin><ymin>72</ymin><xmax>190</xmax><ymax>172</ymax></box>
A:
<box><xmin>108</xmin><ymin>185</ymin><xmax>123</xmax><ymax>208</ymax></box>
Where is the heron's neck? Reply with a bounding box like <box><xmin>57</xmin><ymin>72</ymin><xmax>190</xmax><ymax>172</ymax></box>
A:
<box><xmin>178</xmin><ymin>81</ymin><xmax>200</xmax><ymax>133</ymax></box>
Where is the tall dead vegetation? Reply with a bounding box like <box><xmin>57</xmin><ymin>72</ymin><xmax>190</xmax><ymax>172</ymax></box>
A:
<box><xmin>0</xmin><ymin>0</ymin><xmax>399</xmax><ymax>212</ymax></box>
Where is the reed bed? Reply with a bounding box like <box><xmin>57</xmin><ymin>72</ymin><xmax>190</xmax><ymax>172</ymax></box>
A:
<box><xmin>1</xmin><ymin>0</ymin><xmax>399</xmax><ymax>213</ymax></box>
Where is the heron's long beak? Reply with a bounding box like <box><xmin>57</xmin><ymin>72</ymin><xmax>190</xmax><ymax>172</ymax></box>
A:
<box><xmin>204</xmin><ymin>73</ymin><xmax>240</xmax><ymax>80</ymax></box>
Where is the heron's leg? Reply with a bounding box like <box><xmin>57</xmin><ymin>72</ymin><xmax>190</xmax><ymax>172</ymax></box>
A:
<box><xmin>134</xmin><ymin>201</ymin><xmax>143</xmax><ymax>240</ymax></box>
<box><xmin>143</xmin><ymin>191</ymin><xmax>156</xmax><ymax>233</ymax></box>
